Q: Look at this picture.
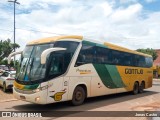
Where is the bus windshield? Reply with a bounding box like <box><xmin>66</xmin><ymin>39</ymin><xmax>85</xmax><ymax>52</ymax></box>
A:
<box><xmin>17</xmin><ymin>41</ymin><xmax>79</xmax><ymax>84</ymax></box>
<box><xmin>17</xmin><ymin>44</ymin><xmax>53</xmax><ymax>83</ymax></box>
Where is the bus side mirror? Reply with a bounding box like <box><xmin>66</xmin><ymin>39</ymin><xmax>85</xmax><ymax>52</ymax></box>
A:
<box><xmin>8</xmin><ymin>51</ymin><xmax>22</xmax><ymax>64</ymax></box>
<box><xmin>41</xmin><ymin>47</ymin><xmax>66</xmax><ymax>64</ymax></box>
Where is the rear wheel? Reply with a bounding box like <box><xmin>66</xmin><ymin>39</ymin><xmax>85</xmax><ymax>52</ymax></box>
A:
<box><xmin>3</xmin><ymin>82</ymin><xmax>7</xmax><ymax>92</ymax></box>
<box><xmin>133</xmin><ymin>82</ymin><xmax>139</xmax><ymax>95</ymax></box>
<box><xmin>72</xmin><ymin>86</ymin><xmax>86</xmax><ymax>106</ymax></box>
<box><xmin>139</xmin><ymin>82</ymin><xmax>145</xmax><ymax>93</ymax></box>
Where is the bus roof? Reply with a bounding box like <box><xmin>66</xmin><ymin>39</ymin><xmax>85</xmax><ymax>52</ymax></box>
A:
<box><xmin>104</xmin><ymin>42</ymin><xmax>152</xmax><ymax>57</ymax></box>
<box><xmin>27</xmin><ymin>35</ymin><xmax>83</xmax><ymax>45</ymax></box>
<box><xmin>27</xmin><ymin>35</ymin><xmax>152</xmax><ymax>57</ymax></box>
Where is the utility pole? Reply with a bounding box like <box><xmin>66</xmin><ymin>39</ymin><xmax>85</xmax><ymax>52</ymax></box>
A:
<box><xmin>8</xmin><ymin>0</ymin><xmax>20</xmax><ymax>66</ymax></box>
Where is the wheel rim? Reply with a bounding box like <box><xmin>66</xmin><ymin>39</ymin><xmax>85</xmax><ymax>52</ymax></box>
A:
<box><xmin>75</xmin><ymin>91</ymin><xmax>83</xmax><ymax>101</ymax></box>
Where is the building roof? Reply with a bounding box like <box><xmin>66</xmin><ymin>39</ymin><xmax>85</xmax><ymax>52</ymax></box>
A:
<box><xmin>154</xmin><ymin>49</ymin><xmax>160</xmax><ymax>66</ymax></box>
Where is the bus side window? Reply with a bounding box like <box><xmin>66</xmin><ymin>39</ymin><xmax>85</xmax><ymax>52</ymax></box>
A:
<box><xmin>135</xmin><ymin>55</ymin><xmax>146</xmax><ymax>67</ymax></box>
<box><xmin>75</xmin><ymin>44</ymin><xmax>95</xmax><ymax>66</ymax></box>
<box><xmin>96</xmin><ymin>47</ymin><xmax>112</xmax><ymax>64</ymax></box>
<box><xmin>122</xmin><ymin>53</ymin><xmax>133</xmax><ymax>66</ymax></box>
<box><xmin>112</xmin><ymin>50</ymin><xmax>121</xmax><ymax>65</ymax></box>
<box><xmin>145</xmin><ymin>57</ymin><xmax>153</xmax><ymax>68</ymax></box>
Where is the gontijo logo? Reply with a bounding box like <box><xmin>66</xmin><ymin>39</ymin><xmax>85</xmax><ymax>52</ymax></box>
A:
<box><xmin>125</xmin><ymin>68</ymin><xmax>143</xmax><ymax>74</ymax></box>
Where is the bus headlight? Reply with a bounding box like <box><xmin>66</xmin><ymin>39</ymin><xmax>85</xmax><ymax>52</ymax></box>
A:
<box><xmin>35</xmin><ymin>97</ymin><xmax>40</xmax><ymax>102</ymax></box>
<box><xmin>33</xmin><ymin>84</ymin><xmax>53</xmax><ymax>93</ymax></box>
<box><xmin>34</xmin><ymin>89</ymin><xmax>40</xmax><ymax>92</ymax></box>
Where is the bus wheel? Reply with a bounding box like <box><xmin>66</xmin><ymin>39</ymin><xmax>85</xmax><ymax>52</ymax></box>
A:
<box><xmin>133</xmin><ymin>82</ymin><xmax>139</xmax><ymax>95</ymax></box>
<box><xmin>139</xmin><ymin>82</ymin><xmax>145</xmax><ymax>93</ymax></box>
<box><xmin>72</xmin><ymin>86</ymin><xmax>85</xmax><ymax>106</ymax></box>
<box><xmin>3</xmin><ymin>82</ymin><xmax>7</xmax><ymax>92</ymax></box>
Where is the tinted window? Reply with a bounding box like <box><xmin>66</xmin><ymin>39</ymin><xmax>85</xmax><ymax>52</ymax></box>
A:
<box><xmin>96</xmin><ymin>47</ymin><xmax>112</xmax><ymax>64</ymax></box>
<box><xmin>112</xmin><ymin>50</ymin><xmax>125</xmax><ymax>65</ymax></box>
<box><xmin>54</xmin><ymin>41</ymin><xmax>79</xmax><ymax>54</ymax></box>
<box><xmin>75</xmin><ymin>44</ymin><xmax>96</xmax><ymax>66</ymax></box>
<box><xmin>48</xmin><ymin>41</ymin><xmax>79</xmax><ymax>79</ymax></box>
<box><xmin>135</xmin><ymin>55</ymin><xmax>146</xmax><ymax>67</ymax></box>
<box><xmin>17</xmin><ymin>44</ymin><xmax>52</xmax><ymax>82</ymax></box>
<box><xmin>75</xmin><ymin>43</ymin><xmax>152</xmax><ymax>68</ymax></box>
<box><xmin>48</xmin><ymin>52</ymin><xmax>65</xmax><ymax>78</ymax></box>
<box><xmin>145</xmin><ymin>57</ymin><xmax>153</xmax><ymax>67</ymax></box>
<box><xmin>1</xmin><ymin>72</ymin><xmax>9</xmax><ymax>77</ymax></box>
<box><xmin>121</xmin><ymin>53</ymin><xmax>134</xmax><ymax>66</ymax></box>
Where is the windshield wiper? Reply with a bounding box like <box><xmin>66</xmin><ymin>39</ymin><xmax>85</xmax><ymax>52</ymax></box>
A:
<box><xmin>28</xmin><ymin>58</ymin><xmax>34</xmax><ymax>79</ymax></box>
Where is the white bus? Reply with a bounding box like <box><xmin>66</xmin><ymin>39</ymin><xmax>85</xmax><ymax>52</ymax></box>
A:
<box><xmin>8</xmin><ymin>35</ymin><xmax>153</xmax><ymax>105</ymax></box>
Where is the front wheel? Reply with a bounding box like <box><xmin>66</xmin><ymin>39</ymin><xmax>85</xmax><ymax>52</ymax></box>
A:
<box><xmin>72</xmin><ymin>86</ymin><xmax>86</xmax><ymax>106</ymax></box>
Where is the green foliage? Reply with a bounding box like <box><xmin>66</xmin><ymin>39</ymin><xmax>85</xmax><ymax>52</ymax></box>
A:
<box><xmin>0</xmin><ymin>59</ymin><xmax>19</xmax><ymax>68</ymax></box>
<box><xmin>0</xmin><ymin>39</ymin><xmax>20</xmax><ymax>63</ymax></box>
<box><xmin>136</xmin><ymin>48</ymin><xmax>158</xmax><ymax>60</ymax></box>
<box><xmin>0</xmin><ymin>59</ymin><xmax>8</xmax><ymax>65</ymax></box>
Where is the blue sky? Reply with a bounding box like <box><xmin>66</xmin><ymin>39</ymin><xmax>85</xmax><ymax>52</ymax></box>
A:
<box><xmin>140</xmin><ymin>0</ymin><xmax>160</xmax><ymax>11</ymax></box>
<box><xmin>0</xmin><ymin>0</ymin><xmax>160</xmax><ymax>50</ymax></box>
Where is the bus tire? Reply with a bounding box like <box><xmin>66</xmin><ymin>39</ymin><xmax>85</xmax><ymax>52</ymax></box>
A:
<box><xmin>3</xmin><ymin>82</ymin><xmax>7</xmax><ymax>92</ymax></box>
<box><xmin>139</xmin><ymin>82</ymin><xmax>145</xmax><ymax>93</ymax></box>
<box><xmin>72</xmin><ymin>86</ymin><xmax>85</xmax><ymax>106</ymax></box>
<box><xmin>133</xmin><ymin>82</ymin><xmax>139</xmax><ymax>95</ymax></box>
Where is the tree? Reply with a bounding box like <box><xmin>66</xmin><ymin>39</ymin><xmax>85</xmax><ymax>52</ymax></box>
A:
<box><xmin>0</xmin><ymin>39</ymin><xmax>20</xmax><ymax>62</ymax></box>
<box><xmin>136</xmin><ymin>48</ymin><xmax>158</xmax><ymax>60</ymax></box>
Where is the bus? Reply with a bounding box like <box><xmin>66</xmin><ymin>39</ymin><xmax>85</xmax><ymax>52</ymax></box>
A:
<box><xmin>8</xmin><ymin>35</ymin><xmax>153</xmax><ymax>105</ymax></box>
<box><xmin>153</xmin><ymin>65</ymin><xmax>160</xmax><ymax>78</ymax></box>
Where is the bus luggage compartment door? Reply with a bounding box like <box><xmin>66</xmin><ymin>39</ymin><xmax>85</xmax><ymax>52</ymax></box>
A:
<box><xmin>47</xmin><ymin>77</ymin><xmax>65</xmax><ymax>103</ymax></box>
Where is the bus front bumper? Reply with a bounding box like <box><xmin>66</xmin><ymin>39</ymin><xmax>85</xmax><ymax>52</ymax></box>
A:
<box><xmin>13</xmin><ymin>87</ymin><xmax>47</xmax><ymax>104</ymax></box>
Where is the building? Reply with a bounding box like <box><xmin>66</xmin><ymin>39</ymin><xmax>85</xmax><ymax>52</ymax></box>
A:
<box><xmin>153</xmin><ymin>49</ymin><xmax>160</xmax><ymax>78</ymax></box>
<box><xmin>154</xmin><ymin>49</ymin><xmax>160</xmax><ymax>66</ymax></box>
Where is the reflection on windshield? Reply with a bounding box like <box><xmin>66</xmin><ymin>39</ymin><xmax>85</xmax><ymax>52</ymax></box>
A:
<box><xmin>17</xmin><ymin>44</ymin><xmax>53</xmax><ymax>82</ymax></box>
<box><xmin>18</xmin><ymin>46</ymin><xmax>33</xmax><ymax>81</ymax></box>
<box><xmin>49</xmin><ymin>53</ymin><xmax>64</xmax><ymax>75</ymax></box>
<box><xmin>47</xmin><ymin>41</ymin><xmax>79</xmax><ymax>79</ymax></box>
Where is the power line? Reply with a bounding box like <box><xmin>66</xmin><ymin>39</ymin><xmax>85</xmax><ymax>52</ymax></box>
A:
<box><xmin>0</xmin><ymin>28</ymin><xmax>66</xmax><ymax>36</ymax></box>
<box><xmin>16</xmin><ymin>28</ymin><xmax>67</xmax><ymax>35</ymax></box>
<box><xmin>0</xmin><ymin>28</ymin><xmax>13</xmax><ymax>32</ymax></box>
<box><xmin>0</xmin><ymin>28</ymin><xmax>158</xmax><ymax>41</ymax></box>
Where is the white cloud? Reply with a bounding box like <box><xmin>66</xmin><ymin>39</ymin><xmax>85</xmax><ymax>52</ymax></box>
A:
<box><xmin>119</xmin><ymin>0</ymin><xmax>138</xmax><ymax>4</ymax></box>
<box><xmin>110</xmin><ymin>4</ymin><xmax>142</xmax><ymax>23</ymax></box>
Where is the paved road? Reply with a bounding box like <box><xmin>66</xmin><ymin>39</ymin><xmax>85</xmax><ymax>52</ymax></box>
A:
<box><xmin>0</xmin><ymin>81</ymin><xmax>160</xmax><ymax>120</ymax></box>
<box><xmin>0</xmin><ymin>88</ymin><xmax>14</xmax><ymax>102</ymax></box>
